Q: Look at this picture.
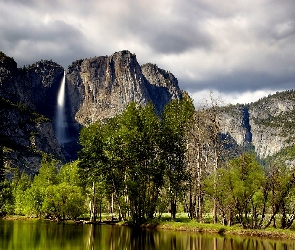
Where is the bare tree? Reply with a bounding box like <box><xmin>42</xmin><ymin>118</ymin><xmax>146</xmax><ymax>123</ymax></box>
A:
<box><xmin>186</xmin><ymin>107</ymin><xmax>210</xmax><ymax>221</ymax></box>
<box><xmin>185</xmin><ymin>92</ymin><xmax>224</xmax><ymax>222</ymax></box>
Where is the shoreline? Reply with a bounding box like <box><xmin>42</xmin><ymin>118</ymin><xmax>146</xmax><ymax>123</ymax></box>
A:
<box><xmin>143</xmin><ymin>221</ymin><xmax>295</xmax><ymax>240</ymax></box>
<box><xmin>3</xmin><ymin>215</ymin><xmax>295</xmax><ymax>240</ymax></box>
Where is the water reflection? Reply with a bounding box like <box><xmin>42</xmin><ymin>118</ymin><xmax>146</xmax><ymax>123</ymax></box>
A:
<box><xmin>0</xmin><ymin>220</ymin><xmax>294</xmax><ymax>250</ymax></box>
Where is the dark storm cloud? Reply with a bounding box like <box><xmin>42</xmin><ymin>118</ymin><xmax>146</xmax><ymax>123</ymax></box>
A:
<box><xmin>182</xmin><ymin>70</ymin><xmax>295</xmax><ymax>95</ymax></box>
<box><xmin>0</xmin><ymin>0</ymin><xmax>295</xmax><ymax>104</ymax></box>
<box><xmin>1</xmin><ymin>20</ymin><xmax>80</xmax><ymax>44</ymax></box>
<box><xmin>150</xmin><ymin>23</ymin><xmax>212</xmax><ymax>54</ymax></box>
<box><xmin>0</xmin><ymin>15</ymin><xmax>90</xmax><ymax>67</ymax></box>
<box><xmin>137</xmin><ymin>23</ymin><xmax>212</xmax><ymax>54</ymax></box>
<box><xmin>0</xmin><ymin>0</ymin><xmax>92</xmax><ymax>68</ymax></box>
<box><xmin>0</xmin><ymin>21</ymin><xmax>87</xmax><ymax>67</ymax></box>
<box><xmin>115</xmin><ymin>1</ymin><xmax>213</xmax><ymax>55</ymax></box>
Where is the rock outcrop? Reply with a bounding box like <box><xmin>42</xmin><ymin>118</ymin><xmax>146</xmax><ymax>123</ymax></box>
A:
<box><xmin>0</xmin><ymin>52</ymin><xmax>64</xmax><ymax>174</ymax></box>
<box><xmin>141</xmin><ymin>63</ymin><xmax>182</xmax><ymax>112</ymax></box>
<box><xmin>0</xmin><ymin>50</ymin><xmax>183</xmax><ymax>174</ymax></box>
<box><xmin>1</xmin><ymin>49</ymin><xmax>294</xmax><ymax>174</ymax></box>
<box><xmin>0</xmin><ymin>98</ymin><xmax>63</xmax><ymax>175</ymax></box>
<box><xmin>0</xmin><ymin>54</ymin><xmax>64</xmax><ymax>119</ymax></box>
<box><xmin>219</xmin><ymin>90</ymin><xmax>295</xmax><ymax>161</ymax></box>
<box><xmin>66</xmin><ymin>50</ymin><xmax>182</xmax><ymax>126</ymax></box>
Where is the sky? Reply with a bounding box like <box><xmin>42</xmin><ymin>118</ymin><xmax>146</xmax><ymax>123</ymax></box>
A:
<box><xmin>0</xmin><ymin>0</ymin><xmax>294</xmax><ymax>105</ymax></box>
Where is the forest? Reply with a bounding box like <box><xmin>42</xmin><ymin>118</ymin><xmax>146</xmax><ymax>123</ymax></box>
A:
<box><xmin>0</xmin><ymin>94</ymin><xmax>295</xmax><ymax>230</ymax></box>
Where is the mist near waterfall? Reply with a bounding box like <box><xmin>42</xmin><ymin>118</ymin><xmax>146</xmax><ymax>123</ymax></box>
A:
<box><xmin>54</xmin><ymin>71</ymin><xmax>68</xmax><ymax>144</ymax></box>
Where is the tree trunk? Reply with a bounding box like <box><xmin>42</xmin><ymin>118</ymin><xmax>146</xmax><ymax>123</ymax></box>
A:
<box><xmin>111</xmin><ymin>192</ymin><xmax>114</xmax><ymax>220</ymax></box>
<box><xmin>188</xmin><ymin>187</ymin><xmax>196</xmax><ymax>219</ymax></box>
<box><xmin>0</xmin><ymin>145</ymin><xmax>4</xmax><ymax>183</ymax></box>
<box><xmin>197</xmin><ymin>184</ymin><xmax>203</xmax><ymax>222</ymax></box>
<box><xmin>281</xmin><ymin>202</ymin><xmax>287</xmax><ymax>229</ymax></box>
<box><xmin>99</xmin><ymin>201</ymin><xmax>102</xmax><ymax>222</ymax></box>
<box><xmin>90</xmin><ymin>181</ymin><xmax>96</xmax><ymax>222</ymax></box>
<box><xmin>171</xmin><ymin>198</ymin><xmax>177</xmax><ymax>220</ymax></box>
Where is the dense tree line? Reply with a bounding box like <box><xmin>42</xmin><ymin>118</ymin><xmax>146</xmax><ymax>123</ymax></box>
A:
<box><xmin>1</xmin><ymin>95</ymin><xmax>295</xmax><ymax>229</ymax></box>
<box><xmin>78</xmin><ymin>96</ymin><xmax>195</xmax><ymax>224</ymax></box>
<box><xmin>0</xmin><ymin>157</ymin><xmax>86</xmax><ymax>219</ymax></box>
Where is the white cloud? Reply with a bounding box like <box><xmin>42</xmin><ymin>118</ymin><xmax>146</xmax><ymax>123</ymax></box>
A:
<box><xmin>191</xmin><ymin>89</ymin><xmax>283</xmax><ymax>107</ymax></box>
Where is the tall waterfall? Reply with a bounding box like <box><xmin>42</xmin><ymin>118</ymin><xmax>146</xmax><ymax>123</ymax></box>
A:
<box><xmin>55</xmin><ymin>71</ymin><xmax>68</xmax><ymax>144</ymax></box>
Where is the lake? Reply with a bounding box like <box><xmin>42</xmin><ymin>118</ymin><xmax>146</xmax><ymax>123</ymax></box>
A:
<box><xmin>0</xmin><ymin>219</ymin><xmax>294</xmax><ymax>250</ymax></box>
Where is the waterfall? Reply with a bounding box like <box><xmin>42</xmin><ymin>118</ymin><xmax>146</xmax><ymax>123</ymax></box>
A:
<box><xmin>55</xmin><ymin>71</ymin><xmax>68</xmax><ymax>144</ymax></box>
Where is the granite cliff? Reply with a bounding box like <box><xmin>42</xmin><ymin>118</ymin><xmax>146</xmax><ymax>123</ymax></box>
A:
<box><xmin>66</xmin><ymin>50</ymin><xmax>182</xmax><ymax>126</ymax></box>
<box><xmin>1</xmin><ymin>49</ymin><xmax>294</xmax><ymax>175</ymax></box>
<box><xmin>0</xmin><ymin>52</ymin><xmax>65</xmax><ymax>174</ymax></box>
<box><xmin>0</xmin><ymin>50</ymin><xmax>183</xmax><ymax>174</ymax></box>
<box><xmin>219</xmin><ymin>90</ymin><xmax>295</xmax><ymax>164</ymax></box>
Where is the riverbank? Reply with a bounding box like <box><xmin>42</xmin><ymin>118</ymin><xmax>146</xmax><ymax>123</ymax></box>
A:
<box><xmin>140</xmin><ymin>220</ymin><xmax>295</xmax><ymax>240</ymax></box>
<box><xmin>3</xmin><ymin>215</ymin><xmax>295</xmax><ymax>240</ymax></box>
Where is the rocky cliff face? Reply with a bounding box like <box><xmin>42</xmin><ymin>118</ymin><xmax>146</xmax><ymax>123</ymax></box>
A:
<box><xmin>141</xmin><ymin>63</ymin><xmax>182</xmax><ymax>112</ymax></box>
<box><xmin>219</xmin><ymin>104</ymin><xmax>252</xmax><ymax>146</ymax></box>
<box><xmin>0</xmin><ymin>54</ymin><xmax>64</xmax><ymax>119</ymax></box>
<box><xmin>0</xmin><ymin>50</ymin><xmax>183</xmax><ymax>174</ymax></box>
<box><xmin>66</xmin><ymin>50</ymin><xmax>182</xmax><ymax>126</ymax></box>
<box><xmin>249</xmin><ymin>92</ymin><xmax>295</xmax><ymax>159</ymax></box>
<box><xmin>219</xmin><ymin>90</ymin><xmax>295</xmax><ymax>161</ymax></box>
<box><xmin>0</xmin><ymin>99</ymin><xmax>64</xmax><ymax>175</ymax></box>
<box><xmin>1</xmin><ymin>49</ymin><xmax>293</xmax><ymax>174</ymax></box>
<box><xmin>0</xmin><ymin>52</ymin><xmax>64</xmax><ymax>174</ymax></box>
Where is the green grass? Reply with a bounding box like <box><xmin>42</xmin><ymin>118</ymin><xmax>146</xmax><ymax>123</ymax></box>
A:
<box><xmin>5</xmin><ymin>213</ymin><xmax>295</xmax><ymax>239</ymax></box>
<box><xmin>155</xmin><ymin>220</ymin><xmax>295</xmax><ymax>239</ymax></box>
<box><xmin>138</xmin><ymin>213</ymin><xmax>295</xmax><ymax>240</ymax></box>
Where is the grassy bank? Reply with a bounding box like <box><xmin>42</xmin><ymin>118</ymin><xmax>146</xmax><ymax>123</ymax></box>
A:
<box><xmin>3</xmin><ymin>214</ymin><xmax>295</xmax><ymax>240</ymax></box>
<box><xmin>140</xmin><ymin>219</ymin><xmax>295</xmax><ymax>240</ymax></box>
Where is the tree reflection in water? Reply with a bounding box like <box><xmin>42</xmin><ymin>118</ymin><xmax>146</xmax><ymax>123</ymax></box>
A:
<box><xmin>0</xmin><ymin>220</ymin><xmax>294</xmax><ymax>250</ymax></box>
<box><xmin>84</xmin><ymin>224</ymin><xmax>295</xmax><ymax>250</ymax></box>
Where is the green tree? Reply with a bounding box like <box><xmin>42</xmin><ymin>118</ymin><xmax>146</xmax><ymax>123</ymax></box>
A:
<box><xmin>23</xmin><ymin>184</ymin><xmax>43</xmax><ymax>217</ymax></box>
<box><xmin>0</xmin><ymin>180</ymin><xmax>13</xmax><ymax>216</ymax></box>
<box><xmin>12</xmin><ymin>172</ymin><xmax>32</xmax><ymax>215</ymax></box>
<box><xmin>42</xmin><ymin>183</ymin><xmax>86</xmax><ymax>220</ymax></box>
<box><xmin>33</xmin><ymin>156</ymin><xmax>58</xmax><ymax>188</ymax></box>
<box><xmin>23</xmin><ymin>156</ymin><xmax>59</xmax><ymax>217</ymax></box>
<box><xmin>78</xmin><ymin>102</ymin><xmax>168</xmax><ymax>224</ymax></box>
<box><xmin>121</xmin><ymin>103</ymin><xmax>164</xmax><ymax>223</ymax></box>
<box><xmin>102</xmin><ymin>103</ymin><xmax>165</xmax><ymax>223</ymax></box>
<box><xmin>264</xmin><ymin>164</ymin><xmax>295</xmax><ymax>229</ymax></box>
<box><xmin>78</xmin><ymin>121</ymin><xmax>107</xmax><ymax>222</ymax></box>
<box><xmin>205</xmin><ymin>153</ymin><xmax>266</xmax><ymax>228</ymax></box>
<box><xmin>161</xmin><ymin>95</ymin><xmax>195</xmax><ymax>220</ymax></box>
<box><xmin>229</xmin><ymin>153</ymin><xmax>265</xmax><ymax>228</ymax></box>
<box><xmin>58</xmin><ymin>161</ymin><xmax>81</xmax><ymax>186</ymax></box>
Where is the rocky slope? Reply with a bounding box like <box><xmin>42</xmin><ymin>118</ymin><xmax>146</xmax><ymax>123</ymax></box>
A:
<box><xmin>66</xmin><ymin>50</ymin><xmax>182</xmax><ymax>126</ymax></box>
<box><xmin>1</xmin><ymin>49</ymin><xmax>294</xmax><ymax>175</ymax></box>
<box><xmin>0</xmin><ymin>98</ymin><xmax>63</xmax><ymax>175</ymax></box>
<box><xmin>0</xmin><ymin>50</ymin><xmax>183</xmax><ymax>174</ymax></box>
<box><xmin>0</xmin><ymin>52</ymin><xmax>65</xmax><ymax>174</ymax></box>
<box><xmin>219</xmin><ymin>90</ymin><xmax>295</xmax><ymax>163</ymax></box>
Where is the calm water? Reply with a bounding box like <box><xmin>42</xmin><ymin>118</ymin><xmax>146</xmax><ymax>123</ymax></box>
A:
<box><xmin>0</xmin><ymin>220</ymin><xmax>294</xmax><ymax>250</ymax></box>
